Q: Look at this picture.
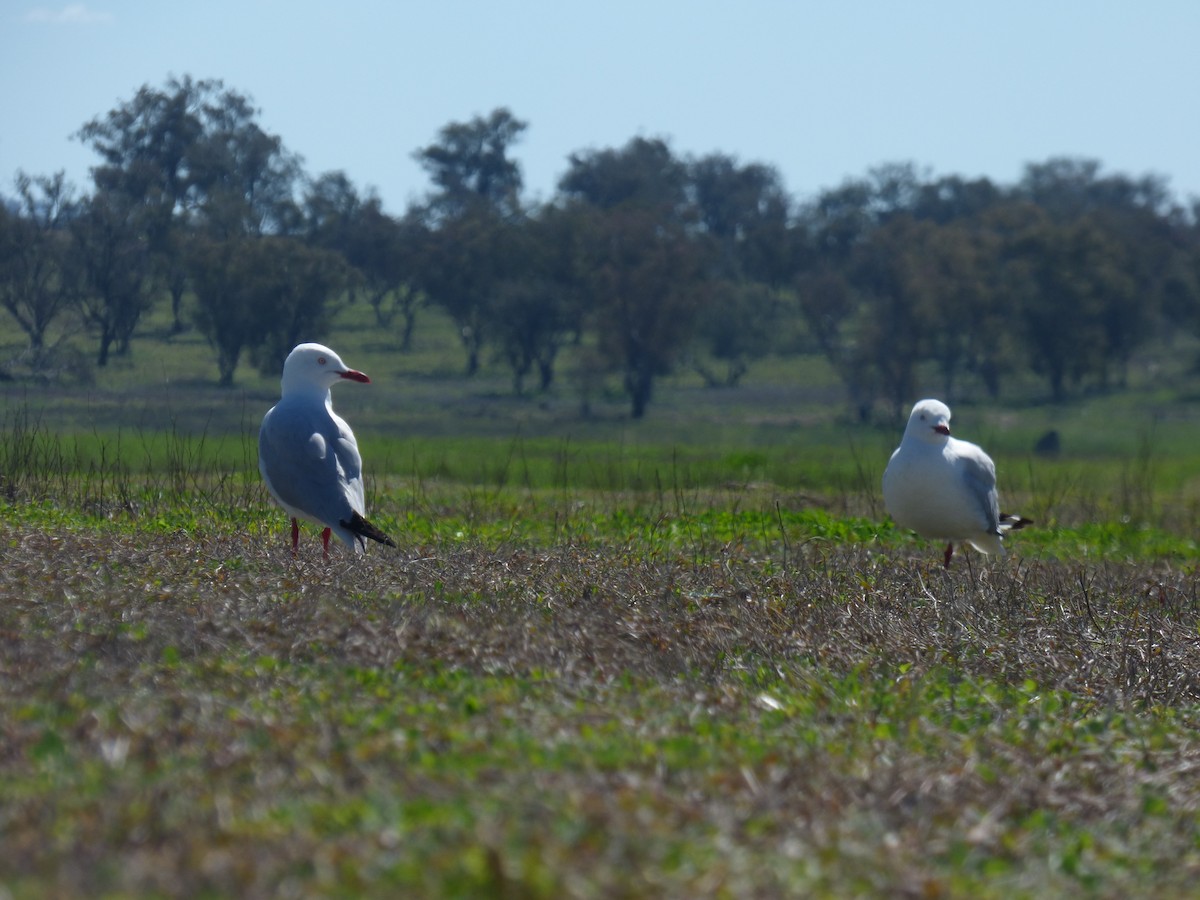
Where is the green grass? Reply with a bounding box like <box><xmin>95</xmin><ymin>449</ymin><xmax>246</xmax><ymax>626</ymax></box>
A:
<box><xmin>3</xmin><ymin>488</ymin><xmax>1200</xmax><ymax>896</ymax></box>
<box><xmin>5</xmin><ymin>401</ymin><xmax>1200</xmax><ymax>565</ymax></box>
<box><xmin>10</xmin><ymin>649</ymin><xmax>1195</xmax><ymax>896</ymax></box>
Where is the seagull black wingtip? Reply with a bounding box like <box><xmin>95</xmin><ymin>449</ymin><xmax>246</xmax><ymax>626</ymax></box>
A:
<box><xmin>340</xmin><ymin>511</ymin><xmax>398</xmax><ymax>548</ymax></box>
<box><xmin>1001</xmin><ymin>513</ymin><xmax>1032</xmax><ymax>531</ymax></box>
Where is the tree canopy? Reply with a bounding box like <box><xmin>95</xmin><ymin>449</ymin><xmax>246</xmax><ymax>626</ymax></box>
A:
<box><xmin>3</xmin><ymin>77</ymin><xmax>1199</xmax><ymax>418</ymax></box>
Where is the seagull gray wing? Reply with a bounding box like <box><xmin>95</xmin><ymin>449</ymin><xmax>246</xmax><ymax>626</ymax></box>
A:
<box><xmin>259</xmin><ymin>401</ymin><xmax>362</xmax><ymax>528</ymax></box>
<box><xmin>956</xmin><ymin>445</ymin><xmax>1001</xmax><ymax>532</ymax></box>
<box><xmin>331</xmin><ymin>410</ymin><xmax>366</xmax><ymax>513</ymax></box>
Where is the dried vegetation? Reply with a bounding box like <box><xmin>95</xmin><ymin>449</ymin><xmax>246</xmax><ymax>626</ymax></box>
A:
<box><xmin>3</xmin><ymin>498</ymin><xmax>1200</xmax><ymax>897</ymax></box>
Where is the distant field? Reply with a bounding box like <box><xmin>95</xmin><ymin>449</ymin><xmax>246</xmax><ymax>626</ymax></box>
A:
<box><xmin>7</xmin><ymin>294</ymin><xmax>1200</xmax><ymax>540</ymax></box>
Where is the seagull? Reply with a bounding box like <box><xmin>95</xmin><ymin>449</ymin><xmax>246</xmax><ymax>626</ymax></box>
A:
<box><xmin>259</xmin><ymin>342</ymin><xmax>396</xmax><ymax>557</ymax></box>
<box><xmin>882</xmin><ymin>398</ymin><xmax>1029</xmax><ymax>567</ymax></box>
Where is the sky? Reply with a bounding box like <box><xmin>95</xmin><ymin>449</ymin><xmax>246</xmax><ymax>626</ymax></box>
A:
<box><xmin>2</xmin><ymin>1</ymin><xmax>1199</xmax><ymax>214</ymax></box>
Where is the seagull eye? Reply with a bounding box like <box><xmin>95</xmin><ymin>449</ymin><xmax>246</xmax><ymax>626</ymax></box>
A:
<box><xmin>317</xmin><ymin>356</ymin><xmax>327</xmax><ymax>365</ymax></box>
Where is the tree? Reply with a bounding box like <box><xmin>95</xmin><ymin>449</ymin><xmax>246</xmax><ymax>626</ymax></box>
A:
<box><xmin>577</xmin><ymin>203</ymin><xmax>708</xmax><ymax>418</ymax></box>
<box><xmin>75</xmin><ymin>76</ymin><xmax>305</xmax><ymax>360</ymax></box>
<box><xmin>189</xmin><ymin>236</ymin><xmax>349</xmax><ymax>386</ymax></box>
<box><xmin>912</xmin><ymin>175</ymin><xmax>1004</xmax><ymax>224</ymax></box>
<box><xmin>1017</xmin><ymin>157</ymin><xmax>1174</xmax><ymax>221</ymax></box>
<box><xmin>792</xmin><ymin>173</ymin><xmax>925</xmax><ymax>418</ymax></box>
<box><xmin>410</xmin><ymin>205</ymin><xmax>510</xmax><ymax>376</ymax></box>
<box><xmin>302</xmin><ymin>170</ymin><xmax>364</xmax><ymax>251</ymax></box>
<box><xmin>304</xmin><ymin>175</ymin><xmax>426</xmax><ymax>348</ymax></box>
<box><xmin>866</xmin><ymin>217</ymin><xmax>997</xmax><ymax>402</ymax></box>
<box><xmin>559</xmin><ymin>138</ymin><xmax>709</xmax><ymax>418</ymax></box>
<box><xmin>690</xmin><ymin>280</ymin><xmax>779</xmax><ymax>387</ymax></box>
<box><xmin>560</xmin><ymin>137</ymin><xmax>689</xmax><ymax>214</ymax></box>
<box><xmin>187</xmin><ymin>238</ymin><xmax>260</xmax><ymax>384</ymax></box>
<box><xmin>411</xmin><ymin>108</ymin><xmax>530</xmax><ymax>373</ymax></box>
<box><xmin>366</xmin><ymin>208</ymin><xmax>426</xmax><ymax>349</ymax></box>
<box><xmin>187</xmin><ymin>86</ymin><xmax>303</xmax><ymax>237</ymax></box>
<box><xmin>158</xmin><ymin>228</ymin><xmax>192</xmax><ymax>333</ymax></box>
<box><xmin>78</xmin><ymin>76</ymin><xmax>303</xmax><ymax>239</ymax></box>
<box><xmin>75</xmin><ymin>76</ymin><xmax>206</xmax><ymax>248</ymax></box>
<box><xmin>0</xmin><ymin>172</ymin><xmax>79</xmax><ymax>353</ymax></box>
<box><xmin>489</xmin><ymin>277</ymin><xmax>571</xmax><ymax>394</ymax></box>
<box><xmin>414</xmin><ymin>108</ymin><xmax>527</xmax><ymax>220</ymax></box>
<box><xmin>1161</xmin><ymin>205</ymin><xmax>1200</xmax><ymax>341</ymax></box>
<box><xmin>76</xmin><ymin>76</ymin><xmax>211</xmax><ymax>335</ymax></box>
<box><xmin>486</xmin><ymin>213</ymin><xmax>578</xmax><ymax>394</ymax></box>
<box><xmin>1005</xmin><ymin>215</ymin><xmax>1134</xmax><ymax>401</ymax></box>
<box><xmin>848</xmin><ymin>216</ymin><xmax>939</xmax><ymax>416</ymax></box>
<box><xmin>686</xmin><ymin>154</ymin><xmax>794</xmax><ymax>384</ymax></box>
<box><xmin>794</xmin><ymin>266</ymin><xmax>878</xmax><ymax>420</ymax></box>
<box><xmin>70</xmin><ymin>189</ymin><xmax>157</xmax><ymax>366</ymax></box>
<box><xmin>250</xmin><ymin>239</ymin><xmax>350</xmax><ymax>374</ymax></box>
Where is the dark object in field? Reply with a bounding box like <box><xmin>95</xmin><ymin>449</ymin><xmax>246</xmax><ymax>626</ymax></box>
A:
<box><xmin>1034</xmin><ymin>430</ymin><xmax>1061</xmax><ymax>457</ymax></box>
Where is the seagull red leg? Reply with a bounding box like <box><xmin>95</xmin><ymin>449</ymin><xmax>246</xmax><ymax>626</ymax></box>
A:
<box><xmin>291</xmin><ymin>518</ymin><xmax>300</xmax><ymax>557</ymax></box>
<box><xmin>943</xmin><ymin>542</ymin><xmax>954</xmax><ymax>568</ymax></box>
<box><xmin>321</xmin><ymin>527</ymin><xmax>332</xmax><ymax>560</ymax></box>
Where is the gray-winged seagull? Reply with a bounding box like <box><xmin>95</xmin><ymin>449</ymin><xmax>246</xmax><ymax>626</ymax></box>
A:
<box><xmin>882</xmin><ymin>398</ymin><xmax>1029</xmax><ymax>567</ymax></box>
<box><xmin>259</xmin><ymin>342</ymin><xmax>396</xmax><ymax>557</ymax></box>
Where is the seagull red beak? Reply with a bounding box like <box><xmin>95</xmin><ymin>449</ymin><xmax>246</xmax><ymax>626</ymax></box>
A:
<box><xmin>933</xmin><ymin>424</ymin><xmax>950</xmax><ymax>435</ymax></box>
<box><xmin>339</xmin><ymin>369</ymin><xmax>370</xmax><ymax>384</ymax></box>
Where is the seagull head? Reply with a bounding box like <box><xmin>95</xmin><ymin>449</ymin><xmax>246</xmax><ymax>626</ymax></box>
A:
<box><xmin>280</xmin><ymin>342</ymin><xmax>370</xmax><ymax>395</ymax></box>
<box><xmin>904</xmin><ymin>398</ymin><xmax>952</xmax><ymax>443</ymax></box>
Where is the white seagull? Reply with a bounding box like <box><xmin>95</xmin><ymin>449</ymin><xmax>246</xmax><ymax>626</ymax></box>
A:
<box><xmin>882</xmin><ymin>398</ymin><xmax>1029</xmax><ymax>567</ymax></box>
<box><xmin>259</xmin><ymin>342</ymin><xmax>396</xmax><ymax>557</ymax></box>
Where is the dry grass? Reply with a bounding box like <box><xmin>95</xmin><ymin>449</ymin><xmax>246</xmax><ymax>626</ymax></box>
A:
<box><xmin>3</xmin><ymin>511</ymin><xmax>1200</xmax><ymax>897</ymax></box>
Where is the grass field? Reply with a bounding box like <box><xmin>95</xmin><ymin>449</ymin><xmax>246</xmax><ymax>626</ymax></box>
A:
<box><xmin>3</xmin><ymin>301</ymin><xmax>1200</xmax><ymax>896</ymax></box>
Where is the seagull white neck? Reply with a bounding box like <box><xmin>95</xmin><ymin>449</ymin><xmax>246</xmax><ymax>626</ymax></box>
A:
<box><xmin>280</xmin><ymin>381</ymin><xmax>335</xmax><ymax>408</ymax></box>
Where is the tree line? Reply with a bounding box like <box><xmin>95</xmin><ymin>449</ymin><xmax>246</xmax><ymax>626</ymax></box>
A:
<box><xmin>2</xmin><ymin>76</ymin><xmax>1199</xmax><ymax>418</ymax></box>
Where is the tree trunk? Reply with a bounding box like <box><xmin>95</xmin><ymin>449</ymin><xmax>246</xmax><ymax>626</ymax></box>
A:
<box><xmin>627</xmin><ymin>366</ymin><xmax>653</xmax><ymax>419</ymax></box>
<box><xmin>460</xmin><ymin>325</ymin><xmax>481</xmax><ymax>376</ymax></box>
<box><xmin>537</xmin><ymin>357</ymin><xmax>554</xmax><ymax>392</ymax></box>
<box><xmin>171</xmin><ymin>291</ymin><xmax>185</xmax><ymax>333</ymax></box>
<box><xmin>96</xmin><ymin>331</ymin><xmax>114</xmax><ymax>366</ymax></box>
<box><xmin>218</xmin><ymin>344</ymin><xmax>241</xmax><ymax>387</ymax></box>
<box><xmin>1049</xmin><ymin>368</ymin><xmax>1065</xmax><ymax>403</ymax></box>
<box><xmin>979</xmin><ymin>360</ymin><xmax>1001</xmax><ymax>398</ymax></box>
<box><xmin>401</xmin><ymin>312</ymin><xmax>417</xmax><ymax>352</ymax></box>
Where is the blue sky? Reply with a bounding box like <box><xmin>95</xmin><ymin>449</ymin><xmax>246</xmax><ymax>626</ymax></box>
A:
<box><xmin>2</xmin><ymin>1</ymin><xmax>1198</xmax><ymax>213</ymax></box>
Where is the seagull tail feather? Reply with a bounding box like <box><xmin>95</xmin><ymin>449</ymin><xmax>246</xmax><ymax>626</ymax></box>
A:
<box><xmin>999</xmin><ymin>513</ymin><xmax>1032</xmax><ymax>532</ymax></box>
<box><xmin>340</xmin><ymin>512</ymin><xmax>397</xmax><ymax>548</ymax></box>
